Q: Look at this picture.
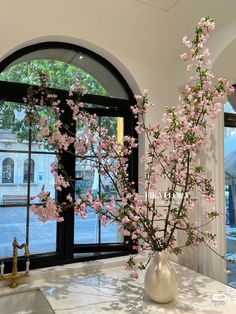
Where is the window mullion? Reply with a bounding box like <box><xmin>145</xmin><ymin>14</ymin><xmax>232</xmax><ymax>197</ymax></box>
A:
<box><xmin>56</xmin><ymin>99</ymin><xmax>75</xmax><ymax>259</ymax></box>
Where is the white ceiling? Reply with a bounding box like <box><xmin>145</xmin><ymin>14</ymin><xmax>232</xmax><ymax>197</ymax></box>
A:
<box><xmin>134</xmin><ymin>0</ymin><xmax>181</xmax><ymax>11</ymax></box>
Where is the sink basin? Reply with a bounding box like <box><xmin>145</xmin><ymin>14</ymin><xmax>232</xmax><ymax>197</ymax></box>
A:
<box><xmin>0</xmin><ymin>287</ymin><xmax>55</xmax><ymax>313</ymax></box>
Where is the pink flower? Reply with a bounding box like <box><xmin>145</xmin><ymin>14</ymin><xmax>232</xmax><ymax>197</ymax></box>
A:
<box><xmin>30</xmin><ymin>17</ymin><xmax>230</xmax><ymax>277</ymax></box>
<box><xmin>123</xmin><ymin>229</ymin><xmax>131</xmax><ymax>236</ymax></box>
<box><xmin>198</xmin><ymin>17</ymin><xmax>215</xmax><ymax>31</ymax></box>
<box><xmin>182</xmin><ymin>36</ymin><xmax>192</xmax><ymax>49</ymax></box>
<box><xmin>180</xmin><ymin>52</ymin><xmax>188</xmax><ymax>61</ymax></box>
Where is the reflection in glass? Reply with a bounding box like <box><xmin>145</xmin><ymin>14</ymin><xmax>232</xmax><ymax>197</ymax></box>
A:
<box><xmin>100</xmin><ymin>170</ymin><xmax>119</xmax><ymax>199</ymax></box>
<box><xmin>23</xmin><ymin>159</ymin><xmax>35</xmax><ymax>183</ymax></box>
<box><xmin>2</xmin><ymin>158</ymin><xmax>14</xmax><ymax>183</ymax></box>
<box><xmin>75</xmin><ymin>158</ymin><xmax>98</xmax><ymax>197</ymax></box>
<box><xmin>0</xmin><ymin>153</ymin><xmax>28</xmax><ymax>205</ymax></box>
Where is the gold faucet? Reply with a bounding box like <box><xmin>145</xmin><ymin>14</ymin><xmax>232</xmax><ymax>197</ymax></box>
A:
<box><xmin>0</xmin><ymin>237</ymin><xmax>30</xmax><ymax>288</ymax></box>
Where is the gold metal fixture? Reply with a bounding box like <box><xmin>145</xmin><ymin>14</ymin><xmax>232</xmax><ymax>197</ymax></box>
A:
<box><xmin>0</xmin><ymin>237</ymin><xmax>30</xmax><ymax>288</ymax></box>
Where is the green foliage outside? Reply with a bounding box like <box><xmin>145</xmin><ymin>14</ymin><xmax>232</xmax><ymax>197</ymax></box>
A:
<box><xmin>0</xmin><ymin>59</ymin><xmax>118</xmax><ymax>142</ymax></box>
<box><xmin>0</xmin><ymin>59</ymin><xmax>108</xmax><ymax>94</ymax></box>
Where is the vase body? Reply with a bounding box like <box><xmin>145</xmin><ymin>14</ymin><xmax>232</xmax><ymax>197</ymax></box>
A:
<box><xmin>144</xmin><ymin>251</ymin><xmax>178</xmax><ymax>303</ymax></box>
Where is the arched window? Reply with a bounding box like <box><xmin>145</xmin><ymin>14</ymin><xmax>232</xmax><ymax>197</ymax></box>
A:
<box><xmin>0</xmin><ymin>42</ymin><xmax>137</xmax><ymax>269</ymax></box>
<box><xmin>23</xmin><ymin>159</ymin><xmax>34</xmax><ymax>183</ymax></box>
<box><xmin>2</xmin><ymin>158</ymin><xmax>14</xmax><ymax>183</ymax></box>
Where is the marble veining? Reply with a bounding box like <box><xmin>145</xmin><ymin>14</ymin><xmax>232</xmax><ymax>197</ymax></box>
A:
<box><xmin>0</xmin><ymin>257</ymin><xmax>236</xmax><ymax>313</ymax></box>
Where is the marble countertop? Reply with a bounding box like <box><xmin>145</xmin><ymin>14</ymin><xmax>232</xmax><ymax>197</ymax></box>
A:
<box><xmin>1</xmin><ymin>256</ymin><xmax>236</xmax><ymax>313</ymax></box>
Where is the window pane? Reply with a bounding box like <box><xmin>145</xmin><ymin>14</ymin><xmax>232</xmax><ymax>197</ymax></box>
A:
<box><xmin>75</xmin><ymin>159</ymin><xmax>97</xmax><ymax>197</ymax></box>
<box><xmin>100</xmin><ymin>171</ymin><xmax>120</xmax><ymax>199</ymax></box>
<box><xmin>0</xmin><ymin>101</ymin><xmax>56</xmax><ymax>153</ymax></box>
<box><xmin>0</xmin><ymin>208</ymin><xmax>57</xmax><ymax>258</ymax></box>
<box><xmin>74</xmin><ymin>207</ymin><xmax>99</xmax><ymax>244</ymax></box>
<box><xmin>0</xmin><ymin>101</ymin><xmax>27</xmax><ymax>148</ymax></box>
<box><xmin>225</xmin><ymin>126</ymin><xmax>236</xmax><ymax>274</ymax></box>
<box><xmin>100</xmin><ymin>116</ymin><xmax>124</xmax><ymax>141</ymax></box>
<box><xmin>0</xmin><ymin>152</ymin><xmax>56</xmax><ymax>205</ymax></box>
<box><xmin>225</xmin><ymin>126</ymin><xmax>236</xmax><ymax>227</ymax></box>
<box><xmin>74</xmin><ymin>116</ymin><xmax>124</xmax><ymax>245</ymax></box>
<box><xmin>101</xmin><ymin>221</ymin><xmax>123</xmax><ymax>244</ymax></box>
<box><xmin>0</xmin><ymin>206</ymin><xmax>27</xmax><ymax>258</ymax></box>
<box><xmin>0</xmin><ymin>151</ymin><xmax>57</xmax><ymax>256</ymax></box>
<box><xmin>29</xmin><ymin>153</ymin><xmax>57</xmax><ymax>254</ymax></box>
<box><xmin>0</xmin><ymin>59</ymin><xmax>108</xmax><ymax>96</ymax></box>
<box><xmin>0</xmin><ymin>49</ymin><xmax>130</xmax><ymax>99</ymax></box>
<box><xmin>0</xmin><ymin>152</ymin><xmax>28</xmax><ymax>205</ymax></box>
<box><xmin>30</xmin><ymin>153</ymin><xmax>56</xmax><ymax>201</ymax></box>
<box><xmin>76</xmin><ymin>117</ymin><xmax>98</xmax><ymax>157</ymax></box>
<box><xmin>101</xmin><ymin>201</ymin><xmax>123</xmax><ymax>244</ymax></box>
<box><xmin>29</xmin><ymin>212</ymin><xmax>56</xmax><ymax>254</ymax></box>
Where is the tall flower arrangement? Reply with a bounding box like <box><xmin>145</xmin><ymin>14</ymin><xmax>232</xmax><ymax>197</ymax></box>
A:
<box><xmin>29</xmin><ymin>17</ymin><xmax>233</xmax><ymax>271</ymax></box>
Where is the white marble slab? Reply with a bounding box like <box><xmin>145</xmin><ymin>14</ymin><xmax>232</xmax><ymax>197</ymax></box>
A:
<box><xmin>1</xmin><ymin>257</ymin><xmax>236</xmax><ymax>313</ymax></box>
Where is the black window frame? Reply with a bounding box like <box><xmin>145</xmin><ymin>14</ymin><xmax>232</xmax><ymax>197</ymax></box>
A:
<box><xmin>0</xmin><ymin>42</ymin><xmax>138</xmax><ymax>273</ymax></box>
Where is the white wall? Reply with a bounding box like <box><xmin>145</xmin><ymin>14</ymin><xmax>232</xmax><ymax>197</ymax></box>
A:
<box><xmin>167</xmin><ymin>0</ymin><xmax>236</xmax><ymax>104</ymax></box>
<box><xmin>0</xmin><ymin>0</ymin><xmax>169</xmax><ymax>122</ymax></box>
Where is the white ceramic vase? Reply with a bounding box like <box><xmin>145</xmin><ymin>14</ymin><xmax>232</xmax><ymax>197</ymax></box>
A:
<box><xmin>144</xmin><ymin>251</ymin><xmax>178</xmax><ymax>303</ymax></box>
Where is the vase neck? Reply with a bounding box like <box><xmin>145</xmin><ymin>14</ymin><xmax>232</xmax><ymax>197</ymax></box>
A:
<box><xmin>154</xmin><ymin>251</ymin><xmax>168</xmax><ymax>263</ymax></box>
